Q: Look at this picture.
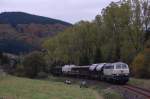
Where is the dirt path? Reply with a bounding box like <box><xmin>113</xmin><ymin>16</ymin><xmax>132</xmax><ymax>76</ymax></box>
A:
<box><xmin>93</xmin><ymin>90</ymin><xmax>103</xmax><ymax>99</ymax></box>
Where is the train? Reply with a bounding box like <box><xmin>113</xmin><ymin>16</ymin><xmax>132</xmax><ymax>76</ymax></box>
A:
<box><xmin>51</xmin><ymin>62</ymin><xmax>130</xmax><ymax>84</ymax></box>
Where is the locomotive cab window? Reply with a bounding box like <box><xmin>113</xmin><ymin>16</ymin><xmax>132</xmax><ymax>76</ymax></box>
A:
<box><xmin>116</xmin><ymin>64</ymin><xmax>122</xmax><ymax>69</ymax></box>
<box><xmin>116</xmin><ymin>64</ymin><xmax>128</xmax><ymax>69</ymax></box>
<box><xmin>122</xmin><ymin>64</ymin><xmax>128</xmax><ymax>69</ymax></box>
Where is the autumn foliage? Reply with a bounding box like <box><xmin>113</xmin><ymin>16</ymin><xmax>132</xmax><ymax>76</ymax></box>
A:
<box><xmin>132</xmin><ymin>41</ymin><xmax>150</xmax><ymax>78</ymax></box>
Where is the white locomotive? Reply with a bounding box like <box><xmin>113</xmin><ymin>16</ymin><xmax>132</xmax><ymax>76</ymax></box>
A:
<box><xmin>51</xmin><ymin>62</ymin><xmax>130</xmax><ymax>84</ymax></box>
<box><xmin>102</xmin><ymin>62</ymin><xmax>129</xmax><ymax>83</ymax></box>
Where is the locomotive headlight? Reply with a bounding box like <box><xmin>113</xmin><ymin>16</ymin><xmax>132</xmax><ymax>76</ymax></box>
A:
<box><xmin>125</xmin><ymin>73</ymin><xmax>129</xmax><ymax>76</ymax></box>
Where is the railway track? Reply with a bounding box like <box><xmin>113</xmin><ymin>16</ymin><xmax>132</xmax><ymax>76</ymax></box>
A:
<box><xmin>122</xmin><ymin>84</ymin><xmax>150</xmax><ymax>99</ymax></box>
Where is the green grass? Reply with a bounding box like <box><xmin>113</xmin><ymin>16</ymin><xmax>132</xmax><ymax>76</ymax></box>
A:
<box><xmin>128</xmin><ymin>78</ymin><xmax>150</xmax><ymax>89</ymax></box>
<box><xmin>102</xmin><ymin>90</ymin><xmax>123</xmax><ymax>99</ymax></box>
<box><xmin>0</xmin><ymin>75</ymin><xmax>96</xmax><ymax>99</ymax></box>
<box><xmin>47</xmin><ymin>76</ymin><xmax>123</xmax><ymax>99</ymax></box>
<box><xmin>92</xmin><ymin>84</ymin><xmax>123</xmax><ymax>99</ymax></box>
<box><xmin>0</xmin><ymin>75</ymin><xmax>129</xmax><ymax>99</ymax></box>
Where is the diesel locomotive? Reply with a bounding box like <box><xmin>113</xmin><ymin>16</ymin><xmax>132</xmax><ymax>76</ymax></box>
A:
<box><xmin>51</xmin><ymin>62</ymin><xmax>130</xmax><ymax>84</ymax></box>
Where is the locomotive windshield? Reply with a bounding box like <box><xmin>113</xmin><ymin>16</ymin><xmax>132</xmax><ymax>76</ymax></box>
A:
<box><xmin>116</xmin><ymin>64</ymin><xmax>121</xmax><ymax>69</ymax></box>
<box><xmin>122</xmin><ymin>64</ymin><xmax>128</xmax><ymax>69</ymax></box>
<box><xmin>116</xmin><ymin>64</ymin><xmax>128</xmax><ymax>69</ymax></box>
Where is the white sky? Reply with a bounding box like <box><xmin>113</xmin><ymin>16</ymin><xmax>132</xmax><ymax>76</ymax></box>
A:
<box><xmin>0</xmin><ymin>0</ymin><xmax>119</xmax><ymax>24</ymax></box>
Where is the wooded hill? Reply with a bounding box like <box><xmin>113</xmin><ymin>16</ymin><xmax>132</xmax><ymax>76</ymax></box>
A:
<box><xmin>0</xmin><ymin>12</ymin><xmax>71</xmax><ymax>54</ymax></box>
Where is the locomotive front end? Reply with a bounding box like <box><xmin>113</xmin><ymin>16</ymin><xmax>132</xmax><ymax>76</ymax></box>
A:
<box><xmin>103</xmin><ymin>62</ymin><xmax>130</xmax><ymax>84</ymax></box>
<box><xmin>112</xmin><ymin>62</ymin><xmax>130</xmax><ymax>83</ymax></box>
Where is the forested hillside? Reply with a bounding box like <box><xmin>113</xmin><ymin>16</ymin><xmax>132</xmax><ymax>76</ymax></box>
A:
<box><xmin>44</xmin><ymin>0</ymin><xmax>150</xmax><ymax>78</ymax></box>
<box><xmin>0</xmin><ymin>12</ymin><xmax>71</xmax><ymax>54</ymax></box>
<box><xmin>0</xmin><ymin>12</ymin><xmax>71</xmax><ymax>26</ymax></box>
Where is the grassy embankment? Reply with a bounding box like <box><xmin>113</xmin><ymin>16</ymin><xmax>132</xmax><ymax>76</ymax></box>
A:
<box><xmin>0</xmin><ymin>75</ymin><xmax>129</xmax><ymax>99</ymax></box>
<box><xmin>47</xmin><ymin>76</ymin><xmax>123</xmax><ymax>99</ymax></box>
<box><xmin>0</xmin><ymin>75</ymin><xmax>96</xmax><ymax>99</ymax></box>
<box><xmin>128</xmin><ymin>78</ymin><xmax>150</xmax><ymax>89</ymax></box>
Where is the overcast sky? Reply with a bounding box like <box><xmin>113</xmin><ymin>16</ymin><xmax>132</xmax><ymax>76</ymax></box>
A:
<box><xmin>0</xmin><ymin>0</ymin><xmax>118</xmax><ymax>23</ymax></box>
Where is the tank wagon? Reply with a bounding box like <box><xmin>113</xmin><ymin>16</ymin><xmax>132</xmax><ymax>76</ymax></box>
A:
<box><xmin>51</xmin><ymin>62</ymin><xmax>130</xmax><ymax>84</ymax></box>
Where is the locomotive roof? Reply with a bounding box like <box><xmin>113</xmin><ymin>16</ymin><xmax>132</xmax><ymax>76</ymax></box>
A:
<box><xmin>113</xmin><ymin>62</ymin><xmax>127</xmax><ymax>65</ymax></box>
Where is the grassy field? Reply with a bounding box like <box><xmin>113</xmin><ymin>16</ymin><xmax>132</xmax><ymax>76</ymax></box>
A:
<box><xmin>47</xmin><ymin>76</ymin><xmax>123</xmax><ymax>99</ymax></box>
<box><xmin>0</xmin><ymin>75</ymin><xmax>97</xmax><ymax>99</ymax></box>
<box><xmin>91</xmin><ymin>83</ymin><xmax>123</xmax><ymax>99</ymax></box>
<box><xmin>0</xmin><ymin>75</ymin><xmax>128</xmax><ymax>99</ymax></box>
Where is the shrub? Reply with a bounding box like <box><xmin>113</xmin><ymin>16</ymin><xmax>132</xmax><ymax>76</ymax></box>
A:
<box><xmin>22</xmin><ymin>51</ymin><xmax>47</xmax><ymax>78</ymax></box>
<box><xmin>14</xmin><ymin>64</ymin><xmax>25</xmax><ymax>77</ymax></box>
<box><xmin>0</xmin><ymin>52</ymin><xmax>10</xmax><ymax>65</ymax></box>
<box><xmin>37</xmin><ymin>72</ymin><xmax>48</xmax><ymax>79</ymax></box>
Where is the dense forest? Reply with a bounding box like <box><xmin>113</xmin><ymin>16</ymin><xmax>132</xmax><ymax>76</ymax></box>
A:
<box><xmin>43</xmin><ymin>0</ymin><xmax>150</xmax><ymax>78</ymax></box>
